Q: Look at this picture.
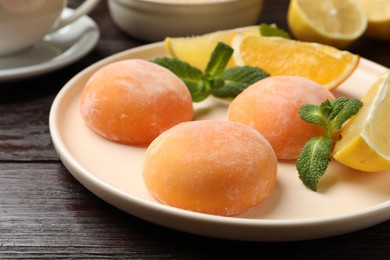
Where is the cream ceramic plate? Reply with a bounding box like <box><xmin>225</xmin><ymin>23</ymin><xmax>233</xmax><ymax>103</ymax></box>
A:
<box><xmin>49</xmin><ymin>42</ymin><xmax>390</xmax><ymax>241</ymax></box>
<box><xmin>0</xmin><ymin>8</ymin><xmax>99</xmax><ymax>82</ymax></box>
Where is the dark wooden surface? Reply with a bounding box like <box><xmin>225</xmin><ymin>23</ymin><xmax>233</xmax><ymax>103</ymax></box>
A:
<box><xmin>1</xmin><ymin>0</ymin><xmax>389</xmax><ymax>258</ymax></box>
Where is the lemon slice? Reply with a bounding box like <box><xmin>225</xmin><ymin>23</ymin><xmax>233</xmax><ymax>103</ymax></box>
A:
<box><xmin>164</xmin><ymin>26</ymin><xmax>260</xmax><ymax>71</ymax></box>
<box><xmin>231</xmin><ymin>34</ymin><xmax>360</xmax><ymax>90</ymax></box>
<box><xmin>355</xmin><ymin>0</ymin><xmax>390</xmax><ymax>41</ymax></box>
<box><xmin>287</xmin><ymin>0</ymin><xmax>367</xmax><ymax>49</ymax></box>
<box><xmin>332</xmin><ymin>70</ymin><xmax>390</xmax><ymax>172</ymax></box>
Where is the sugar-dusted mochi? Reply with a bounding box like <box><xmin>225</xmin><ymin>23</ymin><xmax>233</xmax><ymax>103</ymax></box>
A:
<box><xmin>142</xmin><ymin>120</ymin><xmax>277</xmax><ymax>216</ymax></box>
<box><xmin>80</xmin><ymin>59</ymin><xmax>194</xmax><ymax>146</ymax></box>
<box><xmin>228</xmin><ymin>76</ymin><xmax>335</xmax><ymax>160</ymax></box>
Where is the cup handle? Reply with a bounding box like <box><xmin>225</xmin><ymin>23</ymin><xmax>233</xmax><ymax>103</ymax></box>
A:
<box><xmin>51</xmin><ymin>0</ymin><xmax>101</xmax><ymax>32</ymax></box>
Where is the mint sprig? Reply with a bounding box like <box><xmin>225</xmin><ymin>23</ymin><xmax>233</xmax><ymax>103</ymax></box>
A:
<box><xmin>296</xmin><ymin>97</ymin><xmax>363</xmax><ymax>191</ymax></box>
<box><xmin>152</xmin><ymin>42</ymin><xmax>269</xmax><ymax>102</ymax></box>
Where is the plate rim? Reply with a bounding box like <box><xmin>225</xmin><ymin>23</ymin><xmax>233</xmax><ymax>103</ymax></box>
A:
<box><xmin>49</xmin><ymin>42</ymin><xmax>390</xmax><ymax>241</ymax></box>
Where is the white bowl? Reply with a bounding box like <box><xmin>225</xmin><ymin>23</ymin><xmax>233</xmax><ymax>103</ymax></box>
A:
<box><xmin>108</xmin><ymin>0</ymin><xmax>264</xmax><ymax>42</ymax></box>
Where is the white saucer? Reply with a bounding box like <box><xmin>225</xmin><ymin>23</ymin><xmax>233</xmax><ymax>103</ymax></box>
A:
<box><xmin>0</xmin><ymin>8</ymin><xmax>99</xmax><ymax>82</ymax></box>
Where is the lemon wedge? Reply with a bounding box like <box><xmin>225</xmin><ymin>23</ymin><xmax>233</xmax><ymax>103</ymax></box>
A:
<box><xmin>332</xmin><ymin>69</ymin><xmax>390</xmax><ymax>172</ymax></box>
<box><xmin>164</xmin><ymin>26</ymin><xmax>260</xmax><ymax>71</ymax></box>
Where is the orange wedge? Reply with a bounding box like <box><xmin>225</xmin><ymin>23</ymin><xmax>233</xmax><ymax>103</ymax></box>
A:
<box><xmin>231</xmin><ymin>35</ymin><xmax>360</xmax><ymax>90</ymax></box>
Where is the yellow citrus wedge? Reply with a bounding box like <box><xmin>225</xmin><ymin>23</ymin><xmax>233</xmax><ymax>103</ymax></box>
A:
<box><xmin>355</xmin><ymin>0</ymin><xmax>390</xmax><ymax>41</ymax></box>
<box><xmin>164</xmin><ymin>26</ymin><xmax>260</xmax><ymax>71</ymax></box>
<box><xmin>287</xmin><ymin>0</ymin><xmax>367</xmax><ymax>49</ymax></box>
<box><xmin>332</xmin><ymin>69</ymin><xmax>390</xmax><ymax>172</ymax></box>
<box><xmin>231</xmin><ymin>35</ymin><xmax>360</xmax><ymax>90</ymax></box>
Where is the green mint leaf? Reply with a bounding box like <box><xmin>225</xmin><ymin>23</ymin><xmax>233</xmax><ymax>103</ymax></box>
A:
<box><xmin>299</xmin><ymin>104</ymin><xmax>325</xmax><ymax>126</ymax></box>
<box><xmin>327</xmin><ymin>97</ymin><xmax>350</xmax><ymax>120</ymax></box>
<box><xmin>152</xmin><ymin>57</ymin><xmax>203</xmax><ymax>87</ymax></box>
<box><xmin>152</xmin><ymin>57</ymin><xmax>208</xmax><ymax>102</ymax></box>
<box><xmin>152</xmin><ymin>57</ymin><xmax>202</xmax><ymax>78</ymax></box>
<box><xmin>205</xmin><ymin>42</ymin><xmax>234</xmax><ymax>77</ymax></box>
<box><xmin>211</xmin><ymin>66</ymin><xmax>269</xmax><ymax>98</ymax></box>
<box><xmin>329</xmin><ymin>98</ymin><xmax>363</xmax><ymax>132</ymax></box>
<box><xmin>296</xmin><ymin>136</ymin><xmax>333</xmax><ymax>191</ymax></box>
<box><xmin>259</xmin><ymin>23</ymin><xmax>291</xmax><ymax>39</ymax></box>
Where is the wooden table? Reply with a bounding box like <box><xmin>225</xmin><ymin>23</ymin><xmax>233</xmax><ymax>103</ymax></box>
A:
<box><xmin>1</xmin><ymin>0</ymin><xmax>389</xmax><ymax>258</ymax></box>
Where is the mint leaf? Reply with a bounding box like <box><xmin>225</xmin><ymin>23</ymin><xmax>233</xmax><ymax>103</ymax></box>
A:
<box><xmin>297</xmin><ymin>97</ymin><xmax>363</xmax><ymax>191</ymax></box>
<box><xmin>152</xmin><ymin>57</ymin><xmax>209</xmax><ymax>101</ymax></box>
<box><xmin>329</xmin><ymin>98</ymin><xmax>363</xmax><ymax>132</ymax></box>
<box><xmin>152</xmin><ymin>57</ymin><xmax>203</xmax><ymax>90</ymax></box>
<box><xmin>299</xmin><ymin>104</ymin><xmax>325</xmax><ymax>126</ymax></box>
<box><xmin>211</xmin><ymin>66</ymin><xmax>269</xmax><ymax>98</ymax></box>
<box><xmin>152</xmin><ymin>57</ymin><xmax>203</xmax><ymax>80</ymax></box>
<box><xmin>205</xmin><ymin>42</ymin><xmax>234</xmax><ymax>77</ymax></box>
<box><xmin>328</xmin><ymin>97</ymin><xmax>350</xmax><ymax>120</ymax></box>
<box><xmin>296</xmin><ymin>136</ymin><xmax>332</xmax><ymax>191</ymax></box>
<box><xmin>259</xmin><ymin>23</ymin><xmax>291</xmax><ymax>39</ymax></box>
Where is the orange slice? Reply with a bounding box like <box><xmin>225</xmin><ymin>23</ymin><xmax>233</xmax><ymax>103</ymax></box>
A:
<box><xmin>231</xmin><ymin>35</ymin><xmax>360</xmax><ymax>90</ymax></box>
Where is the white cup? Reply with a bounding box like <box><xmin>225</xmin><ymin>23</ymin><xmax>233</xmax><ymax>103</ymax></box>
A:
<box><xmin>0</xmin><ymin>0</ymin><xmax>100</xmax><ymax>56</ymax></box>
